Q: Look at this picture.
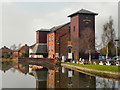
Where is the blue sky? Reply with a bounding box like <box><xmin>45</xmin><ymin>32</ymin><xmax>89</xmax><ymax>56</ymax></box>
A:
<box><xmin>1</xmin><ymin>1</ymin><xmax>119</xmax><ymax>49</ymax></box>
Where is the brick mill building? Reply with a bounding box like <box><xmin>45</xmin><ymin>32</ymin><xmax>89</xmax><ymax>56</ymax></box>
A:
<box><xmin>30</xmin><ymin>9</ymin><xmax>99</xmax><ymax>60</ymax></box>
<box><xmin>47</xmin><ymin>9</ymin><xmax>98</xmax><ymax>60</ymax></box>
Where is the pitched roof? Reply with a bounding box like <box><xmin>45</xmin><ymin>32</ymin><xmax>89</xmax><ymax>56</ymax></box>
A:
<box><xmin>36</xmin><ymin>29</ymin><xmax>50</xmax><ymax>32</ymax></box>
<box><xmin>0</xmin><ymin>46</ymin><xmax>14</xmax><ymax>53</ymax></box>
<box><xmin>68</xmin><ymin>9</ymin><xmax>98</xmax><ymax>17</ymax></box>
<box><xmin>29</xmin><ymin>43</ymin><xmax>36</xmax><ymax>49</ymax></box>
<box><xmin>16</xmin><ymin>44</ymin><xmax>29</xmax><ymax>52</ymax></box>
<box><xmin>50</xmin><ymin>22</ymin><xmax>70</xmax><ymax>32</ymax></box>
<box><xmin>31</xmin><ymin>43</ymin><xmax>47</xmax><ymax>54</ymax></box>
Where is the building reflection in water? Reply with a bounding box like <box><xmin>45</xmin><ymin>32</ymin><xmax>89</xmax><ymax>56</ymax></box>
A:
<box><xmin>1</xmin><ymin>61</ymin><xmax>120</xmax><ymax>89</ymax></box>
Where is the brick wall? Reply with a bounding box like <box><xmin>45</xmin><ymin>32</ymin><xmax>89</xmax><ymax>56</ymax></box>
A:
<box><xmin>70</xmin><ymin>14</ymin><xmax>98</xmax><ymax>60</ymax></box>
<box><xmin>36</xmin><ymin>31</ymin><xmax>49</xmax><ymax>44</ymax></box>
<box><xmin>55</xmin><ymin>23</ymin><xmax>70</xmax><ymax>58</ymax></box>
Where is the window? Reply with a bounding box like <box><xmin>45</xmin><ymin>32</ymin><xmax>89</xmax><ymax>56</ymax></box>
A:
<box><xmin>51</xmin><ymin>45</ymin><xmax>53</xmax><ymax>50</ymax></box>
<box><xmin>51</xmin><ymin>35</ymin><xmax>53</xmax><ymax>41</ymax></box>
<box><xmin>49</xmin><ymin>46</ymin><xmax>50</xmax><ymax>51</ymax></box>
<box><xmin>48</xmin><ymin>36</ymin><xmax>50</xmax><ymax>41</ymax></box>
<box><xmin>73</xmin><ymin>26</ymin><xmax>75</xmax><ymax>32</ymax></box>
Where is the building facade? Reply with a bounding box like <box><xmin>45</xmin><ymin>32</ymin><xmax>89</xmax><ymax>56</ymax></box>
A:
<box><xmin>0</xmin><ymin>46</ymin><xmax>14</xmax><ymax>58</ymax></box>
<box><xmin>13</xmin><ymin>44</ymin><xmax>29</xmax><ymax>57</ymax></box>
<box><xmin>29</xmin><ymin>29</ymin><xmax>50</xmax><ymax>58</ymax></box>
<box><xmin>47</xmin><ymin>23</ymin><xmax>70</xmax><ymax>59</ymax></box>
<box><xmin>68</xmin><ymin>9</ymin><xmax>98</xmax><ymax>60</ymax></box>
<box><xmin>55</xmin><ymin>23</ymin><xmax>70</xmax><ymax>58</ymax></box>
<box><xmin>47</xmin><ymin>32</ymin><xmax>55</xmax><ymax>58</ymax></box>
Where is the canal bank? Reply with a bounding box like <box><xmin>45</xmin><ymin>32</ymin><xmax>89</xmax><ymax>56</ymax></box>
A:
<box><xmin>61</xmin><ymin>63</ymin><xmax>120</xmax><ymax>80</ymax></box>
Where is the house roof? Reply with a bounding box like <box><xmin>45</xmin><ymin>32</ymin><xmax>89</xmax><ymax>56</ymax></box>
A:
<box><xmin>16</xmin><ymin>44</ymin><xmax>29</xmax><ymax>52</ymax></box>
<box><xmin>0</xmin><ymin>46</ymin><xmax>14</xmax><ymax>53</ymax></box>
<box><xmin>29</xmin><ymin>43</ymin><xmax>36</xmax><ymax>49</ymax></box>
<box><xmin>50</xmin><ymin>22</ymin><xmax>70</xmax><ymax>32</ymax></box>
<box><xmin>68</xmin><ymin>9</ymin><xmax>98</xmax><ymax>17</ymax></box>
<box><xmin>31</xmin><ymin>43</ymin><xmax>47</xmax><ymax>54</ymax></box>
<box><xmin>36</xmin><ymin>29</ymin><xmax>50</xmax><ymax>32</ymax></box>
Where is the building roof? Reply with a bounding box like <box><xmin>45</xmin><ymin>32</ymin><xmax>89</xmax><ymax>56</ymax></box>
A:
<box><xmin>29</xmin><ymin>43</ymin><xmax>36</xmax><ymax>49</ymax></box>
<box><xmin>36</xmin><ymin>29</ymin><xmax>50</xmax><ymax>32</ymax></box>
<box><xmin>16</xmin><ymin>44</ymin><xmax>29</xmax><ymax>52</ymax></box>
<box><xmin>0</xmin><ymin>46</ymin><xmax>14</xmax><ymax>53</ymax></box>
<box><xmin>50</xmin><ymin>22</ymin><xmax>70</xmax><ymax>32</ymax></box>
<box><xmin>68</xmin><ymin>9</ymin><xmax>98</xmax><ymax>17</ymax></box>
<box><xmin>31</xmin><ymin>43</ymin><xmax>47</xmax><ymax>54</ymax></box>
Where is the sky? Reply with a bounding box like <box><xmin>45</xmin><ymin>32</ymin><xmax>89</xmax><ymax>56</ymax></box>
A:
<box><xmin>1</xmin><ymin>0</ymin><xmax>119</xmax><ymax>49</ymax></box>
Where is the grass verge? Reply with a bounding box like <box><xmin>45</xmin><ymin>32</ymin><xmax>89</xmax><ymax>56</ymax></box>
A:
<box><xmin>62</xmin><ymin>62</ymin><xmax>120</xmax><ymax>73</ymax></box>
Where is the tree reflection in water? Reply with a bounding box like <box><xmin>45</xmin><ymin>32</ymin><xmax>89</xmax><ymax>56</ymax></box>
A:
<box><xmin>1</xmin><ymin>61</ymin><xmax>120</xmax><ymax>89</ymax></box>
<box><xmin>96</xmin><ymin>77</ymin><xmax>119</xmax><ymax>89</ymax></box>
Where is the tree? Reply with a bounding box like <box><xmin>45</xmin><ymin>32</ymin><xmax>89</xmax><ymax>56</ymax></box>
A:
<box><xmin>81</xmin><ymin>28</ymin><xmax>95</xmax><ymax>62</ymax></box>
<box><xmin>10</xmin><ymin>43</ymin><xmax>22</xmax><ymax>50</ymax></box>
<box><xmin>101</xmin><ymin>16</ymin><xmax>115</xmax><ymax>58</ymax></box>
<box><xmin>10</xmin><ymin>44</ymin><xmax>17</xmax><ymax>50</ymax></box>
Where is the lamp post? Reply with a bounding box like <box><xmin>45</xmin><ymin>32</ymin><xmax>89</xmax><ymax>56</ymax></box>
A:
<box><xmin>115</xmin><ymin>39</ymin><xmax>119</xmax><ymax>60</ymax></box>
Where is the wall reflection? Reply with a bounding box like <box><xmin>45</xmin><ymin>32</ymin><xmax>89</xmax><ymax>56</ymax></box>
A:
<box><xmin>1</xmin><ymin>61</ymin><xmax>120</xmax><ymax>89</ymax></box>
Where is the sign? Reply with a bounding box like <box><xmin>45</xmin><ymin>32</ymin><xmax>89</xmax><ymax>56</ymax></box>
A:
<box><xmin>68</xmin><ymin>53</ymin><xmax>72</xmax><ymax>59</ymax></box>
<box><xmin>68</xmin><ymin>46</ymin><xmax>72</xmax><ymax>49</ymax></box>
<box><xmin>68</xmin><ymin>70</ymin><xmax>73</xmax><ymax>77</ymax></box>
<box><xmin>67</xmin><ymin>41</ymin><xmax>72</xmax><ymax>48</ymax></box>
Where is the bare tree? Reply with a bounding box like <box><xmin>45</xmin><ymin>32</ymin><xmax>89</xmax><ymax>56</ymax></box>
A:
<box><xmin>101</xmin><ymin>16</ymin><xmax>115</xmax><ymax>59</ymax></box>
<box><xmin>17</xmin><ymin>44</ymin><xmax>22</xmax><ymax>49</ymax></box>
<box><xmin>10</xmin><ymin>44</ymin><xmax>17</xmax><ymax>50</ymax></box>
<box><xmin>81</xmin><ymin>28</ymin><xmax>95</xmax><ymax>62</ymax></box>
<box><xmin>10</xmin><ymin>43</ymin><xmax>22</xmax><ymax>50</ymax></box>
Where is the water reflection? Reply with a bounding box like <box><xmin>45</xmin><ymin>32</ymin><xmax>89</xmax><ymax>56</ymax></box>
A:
<box><xmin>1</xmin><ymin>61</ymin><xmax>120</xmax><ymax>89</ymax></box>
<box><xmin>96</xmin><ymin>77</ymin><xmax>120</xmax><ymax>89</ymax></box>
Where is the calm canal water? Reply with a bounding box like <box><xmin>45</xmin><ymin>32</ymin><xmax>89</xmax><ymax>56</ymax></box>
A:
<box><xmin>1</xmin><ymin>61</ymin><xmax>120</xmax><ymax>89</ymax></box>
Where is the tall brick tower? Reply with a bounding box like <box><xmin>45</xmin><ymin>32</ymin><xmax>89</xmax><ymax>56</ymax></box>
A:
<box><xmin>68</xmin><ymin>9</ymin><xmax>98</xmax><ymax>60</ymax></box>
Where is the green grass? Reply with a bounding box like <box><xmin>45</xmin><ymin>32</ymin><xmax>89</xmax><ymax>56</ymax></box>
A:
<box><xmin>62</xmin><ymin>62</ymin><xmax>120</xmax><ymax>73</ymax></box>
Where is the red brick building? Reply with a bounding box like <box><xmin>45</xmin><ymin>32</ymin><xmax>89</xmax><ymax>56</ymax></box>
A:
<box><xmin>0</xmin><ymin>46</ymin><xmax>14</xmax><ymax>58</ymax></box>
<box><xmin>68</xmin><ymin>9</ymin><xmax>98</xmax><ymax>60</ymax></box>
<box><xmin>47</xmin><ymin>22</ymin><xmax>70</xmax><ymax>59</ymax></box>
<box><xmin>13</xmin><ymin>44</ymin><xmax>29</xmax><ymax>57</ymax></box>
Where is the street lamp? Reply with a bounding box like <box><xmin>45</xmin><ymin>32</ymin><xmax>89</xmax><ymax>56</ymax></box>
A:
<box><xmin>115</xmin><ymin>39</ymin><xmax>119</xmax><ymax>60</ymax></box>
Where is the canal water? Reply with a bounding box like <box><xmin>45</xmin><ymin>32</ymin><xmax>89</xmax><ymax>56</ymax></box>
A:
<box><xmin>1</xmin><ymin>61</ymin><xmax>120</xmax><ymax>89</ymax></box>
